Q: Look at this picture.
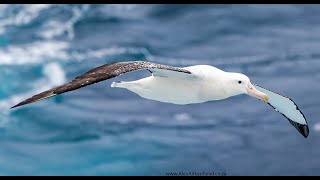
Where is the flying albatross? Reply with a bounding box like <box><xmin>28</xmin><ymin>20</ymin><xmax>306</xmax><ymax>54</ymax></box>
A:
<box><xmin>11</xmin><ymin>61</ymin><xmax>309</xmax><ymax>138</ymax></box>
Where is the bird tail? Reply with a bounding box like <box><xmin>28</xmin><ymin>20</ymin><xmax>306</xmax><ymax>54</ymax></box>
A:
<box><xmin>111</xmin><ymin>81</ymin><xmax>127</xmax><ymax>88</ymax></box>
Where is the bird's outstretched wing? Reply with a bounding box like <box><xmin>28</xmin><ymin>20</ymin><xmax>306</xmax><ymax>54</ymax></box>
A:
<box><xmin>11</xmin><ymin>61</ymin><xmax>192</xmax><ymax>109</ymax></box>
<box><xmin>253</xmin><ymin>84</ymin><xmax>309</xmax><ymax>138</ymax></box>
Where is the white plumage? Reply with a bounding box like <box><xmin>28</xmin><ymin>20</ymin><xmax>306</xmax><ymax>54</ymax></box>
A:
<box><xmin>112</xmin><ymin>65</ymin><xmax>256</xmax><ymax>104</ymax></box>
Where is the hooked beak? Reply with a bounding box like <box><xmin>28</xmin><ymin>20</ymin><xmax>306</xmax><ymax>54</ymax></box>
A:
<box><xmin>246</xmin><ymin>82</ymin><xmax>269</xmax><ymax>103</ymax></box>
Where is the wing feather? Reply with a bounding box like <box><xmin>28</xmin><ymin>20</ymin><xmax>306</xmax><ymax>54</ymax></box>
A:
<box><xmin>254</xmin><ymin>84</ymin><xmax>309</xmax><ymax>138</ymax></box>
<box><xmin>11</xmin><ymin>61</ymin><xmax>192</xmax><ymax>109</ymax></box>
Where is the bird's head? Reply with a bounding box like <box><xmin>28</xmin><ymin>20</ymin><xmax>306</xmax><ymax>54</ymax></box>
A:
<box><xmin>225</xmin><ymin>73</ymin><xmax>268</xmax><ymax>103</ymax></box>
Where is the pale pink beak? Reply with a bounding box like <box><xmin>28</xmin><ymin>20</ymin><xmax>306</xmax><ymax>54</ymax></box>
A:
<box><xmin>246</xmin><ymin>82</ymin><xmax>269</xmax><ymax>103</ymax></box>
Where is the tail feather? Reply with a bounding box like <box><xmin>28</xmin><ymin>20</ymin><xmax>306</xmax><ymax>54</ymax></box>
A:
<box><xmin>111</xmin><ymin>81</ymin><xmax>128</xmax><ymax>88</ymax></box>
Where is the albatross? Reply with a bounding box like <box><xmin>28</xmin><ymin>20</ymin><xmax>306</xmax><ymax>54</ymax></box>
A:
<box><xmin>11</xmin><ymin>61</ymin><xmax>309</xmax><ymax>138</ymax></box>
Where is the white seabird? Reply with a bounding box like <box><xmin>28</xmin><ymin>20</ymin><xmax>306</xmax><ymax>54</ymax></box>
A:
<box><xmin>11</xmin><ymin>61</ymin><xmax>309</xmax><ymax>138</ymax></box>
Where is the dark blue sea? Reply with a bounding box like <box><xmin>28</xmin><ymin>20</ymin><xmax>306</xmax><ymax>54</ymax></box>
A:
<box><xmin>0</xmin><ymin>4</ymin><xmax>319</xmax><ymax>176</ymax></box>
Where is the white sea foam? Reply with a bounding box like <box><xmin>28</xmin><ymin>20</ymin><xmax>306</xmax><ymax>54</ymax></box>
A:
<box><xmin>0</xmin><ymin>4</ymin><xmax>51</xmax><ymax>35</ymax></box>
<box><xmin>40</xmin><ymin>5</ymin><xmax>89</xmax><ymax>40</ymax></box>
<box><xmin>313</xmin><ymin>123</ymin><xmax>320</xmax><ymax>132</ymax></box>
<box><xmin>70</xmin><ymin>47</ymin><xmax>151</xmax><ymax>61</ymax></box>
<box><xmin>101</xmin><ymin>4</ymin><xmax>140</xmax><ymax>19</ymax></box>
<box><xmin>0</xmin><ymin>40</ymin><xmax>151</xmax><ymax>65</ymax></box>
<box><xmin>174</xmin><ymin>113</ymin><xmax>192</xmax><ymax>121</ymax></box>
<box><xmin>41</xmin><ymin>62</ymin><xmax>67</xmax><ymax>88</ymax></box>
<box><xmin>0</xmin><ymin>41</ymin><xmax>69</xmax><ymax>65</ymax></box>
<box><xmin>0</xmin><ymin>5</ymin><xmax>9</xmax><ymax>17</ymax></box>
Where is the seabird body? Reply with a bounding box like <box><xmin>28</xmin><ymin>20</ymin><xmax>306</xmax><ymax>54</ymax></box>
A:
<box><xmin>10</xmin><ymin>61</ymin><xmax>309</xmax><ymax>138</ymax></box>
<box><xmin>112</xmin><ymin>65</ymin><xmax>251</xmax><ymax>105</ymax></box>
<box><xmin>112</xmin><ymin>76</ymin><xmax>202</xmax><ymax>105</ymax></box>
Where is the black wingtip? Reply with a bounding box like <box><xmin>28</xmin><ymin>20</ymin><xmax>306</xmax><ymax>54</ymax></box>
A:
<box><xmin>10</xmin><ymin>91</ymin><xmax>57</xmax><ymax>110</ymax></box>
<box><xmin>10</xmin><ymin>102</ymin><xmax>27</xmax><ymax>109</ymax></box>
<box><xmin>287</xmin><ymin>118</ymin><xmax>309</xmax><ymax>138</ymax></box>
<box><xmin>300</xmin><ymin>125</ymin><xmax>309</xmax><ymax>138</ymax></box>
<box><xmin>11</xmin><ymin>103</ymin><xmax>22</xmax><ymax>109</ymax></box>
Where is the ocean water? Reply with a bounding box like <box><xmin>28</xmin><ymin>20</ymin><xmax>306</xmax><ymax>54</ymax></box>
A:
<box><xmin>0</xmin><ymin>4</ymin><xmax>320</xmax><ymax>176</ymax></box>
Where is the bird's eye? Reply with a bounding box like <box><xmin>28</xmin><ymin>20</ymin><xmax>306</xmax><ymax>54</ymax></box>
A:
<box><xmin>238</xmin><ymin>81</ymin><xmax>242</xmax><ymax>84</ymax></box>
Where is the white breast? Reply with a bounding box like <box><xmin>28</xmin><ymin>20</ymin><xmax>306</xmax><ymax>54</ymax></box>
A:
<box><xmin>118</xmin><ymin>65</ymin><xmax>230</xmax><ymax>104</ymax></box>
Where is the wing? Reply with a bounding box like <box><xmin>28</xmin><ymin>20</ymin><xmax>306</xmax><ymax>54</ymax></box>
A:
<box><xmin>253</xmin><ymin>84</ymin><xmax>309</xmax><ymax>138</ymax></box>
<box><xmin>11</xmin><ymin>61</ymin><xmax>192</xmax><ymax>109</ymax></box>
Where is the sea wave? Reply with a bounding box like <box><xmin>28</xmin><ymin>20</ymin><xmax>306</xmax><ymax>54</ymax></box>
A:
<box><xmin>0</xmin><ymin>4</ymin><xmax>52</xmax><ymax>35</ymax></box>
<box><xmin>0</xmin><ymin>62</ymin><xmax>66</xmax><ymax>126</ymax></box>
<box><xmin>0</xmin><ymin>41</ymin><xmax>69</xmax><ymax>65</ymax></box>
<box><xmin>0</xmin><ymin>40</ymin><xmax>152</xmax><ymax>65</ymax></box>
<box><xmin>39</xmin><ymin>5</ymin><xmax>89</xmax><ymax>40</ymax></box>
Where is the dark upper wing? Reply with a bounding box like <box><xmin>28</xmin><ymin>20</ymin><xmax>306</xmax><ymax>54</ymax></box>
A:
<box><xmin>253</xmin><ymin>84</ymin><xmax>309</xmax><ymax>138</ymax></box>
<box><xmin>11</xmin><ymin>61</ymin><xmax>192</xmax><ymax>109</ymax></box>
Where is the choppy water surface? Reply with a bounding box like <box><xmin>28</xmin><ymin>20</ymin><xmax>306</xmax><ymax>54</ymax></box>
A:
<box><xmin>0</xmin><ymin>4</ymin><xmax>320</xmax><ymax>175</ymax></box>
